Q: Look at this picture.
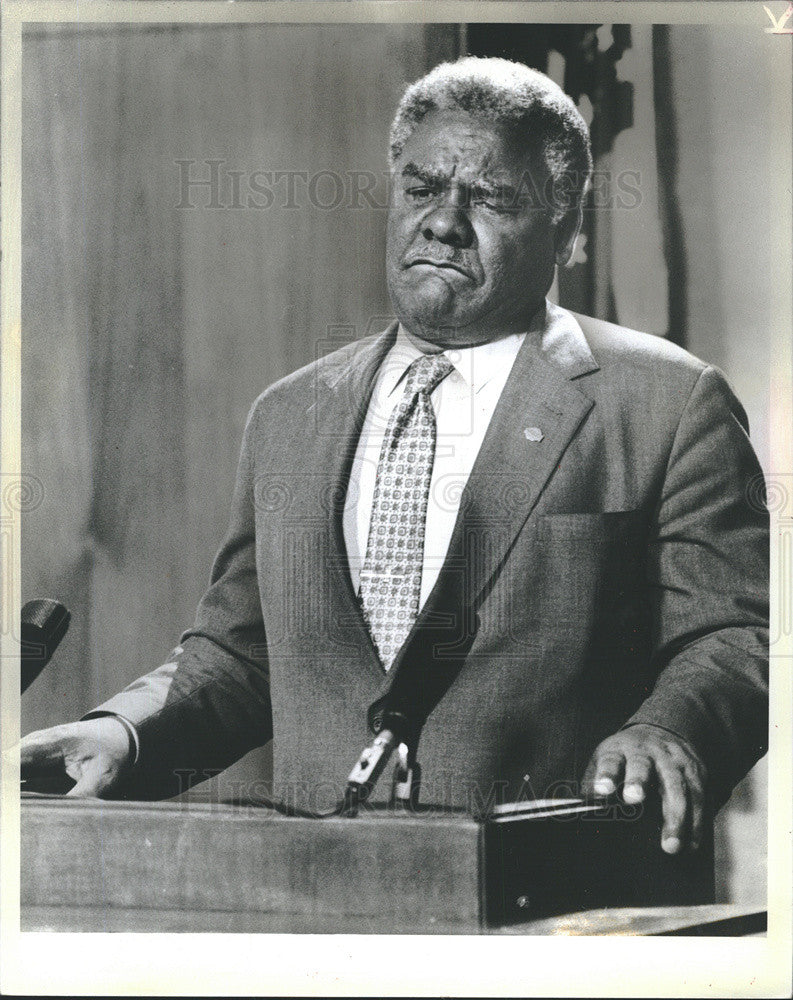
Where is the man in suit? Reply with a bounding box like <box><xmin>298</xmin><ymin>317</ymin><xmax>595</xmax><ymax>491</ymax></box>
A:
<box><xmin>22</xmin><ymin>58</ymin><xmax>768</xmax><ymax>869</ymax></box>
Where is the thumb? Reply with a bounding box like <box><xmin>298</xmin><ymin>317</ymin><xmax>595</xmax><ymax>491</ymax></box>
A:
<box><xmin>65</xmin><ymin>755</ymin><xmax>123</xmax><ymax>799</ymax></box>
<box><xmin>580</xmin><ymin>752</ymin><xmax>599</xmax><ymax>794</ymax></box>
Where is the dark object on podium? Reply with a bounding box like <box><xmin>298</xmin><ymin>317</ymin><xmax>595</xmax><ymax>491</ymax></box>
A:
<box><xmin>21</xmin><ymin>793</ymin><xmax>718</xmax><ymax>933</ymax></box>
<box><xmin>483</xmin><ymin>795</ymin><xmax>713</xmax><ymax>927</ymax></box>
<box><xmin>21</xmin><ymin>599</ymin><xmax>71</xmax><ymax>692</ymax></box>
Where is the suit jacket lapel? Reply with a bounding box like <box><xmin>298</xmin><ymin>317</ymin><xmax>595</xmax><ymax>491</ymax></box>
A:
<box><xmin>304</xmin><ymin>323</ymin><xmax>398</xmax><ymax>679</ymax></box>
<box><xmin>438</xmin><ymin>303</ymin><xmax>600</xmax><ymax>613</ymax></box>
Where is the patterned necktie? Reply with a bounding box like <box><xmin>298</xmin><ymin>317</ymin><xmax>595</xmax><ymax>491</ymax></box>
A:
<box><xmin>359</xmin><ymin>352</ymin><xmax>455</xmax><ymax>670</ymax></box>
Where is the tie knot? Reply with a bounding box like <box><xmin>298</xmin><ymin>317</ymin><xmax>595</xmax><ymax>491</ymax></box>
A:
<box><xmin>404</xmin><ymin>352</ymin><xmax>455</xmax><ymax>398</ymax></box>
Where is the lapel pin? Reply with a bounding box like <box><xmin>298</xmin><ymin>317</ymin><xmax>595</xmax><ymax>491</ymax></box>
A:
<box><xmin>523</xmin><ymin>427</ymin><xmax>544</xmax><ymax>442</ymax></box>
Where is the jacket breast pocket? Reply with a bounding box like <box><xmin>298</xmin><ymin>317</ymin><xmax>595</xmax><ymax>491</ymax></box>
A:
<box><xmin>538</xmin><ymin>509</ymin><xmax>649</xmax><ymax>542</ymax></box>
<box><xmin>534</xmin><ymin>509</ymin><xmax>651</xmax><ymax>639</ymax></box>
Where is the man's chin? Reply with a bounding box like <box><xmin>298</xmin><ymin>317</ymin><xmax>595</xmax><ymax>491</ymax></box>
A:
<box><xmin>390</xmin><ymin>287</ymin><xmax>470</xmax><ymax>336</ymax></box>
<box><xmin>396</xmin><ymin>308</ymin><xmax>468</xmax><ymax>343</ymax></box>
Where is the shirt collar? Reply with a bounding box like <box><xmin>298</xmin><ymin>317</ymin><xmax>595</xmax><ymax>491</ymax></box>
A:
<box><xmin>383</xmin><ymin>322</ymin><xmax>531</xmax><ymax>399</ymax></box>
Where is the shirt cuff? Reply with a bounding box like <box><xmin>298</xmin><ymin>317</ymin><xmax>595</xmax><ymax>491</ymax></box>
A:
<box><xmin>81</xmin><ymin>710</ymin><xmax>140</xmax><ymax>766</ymax></box>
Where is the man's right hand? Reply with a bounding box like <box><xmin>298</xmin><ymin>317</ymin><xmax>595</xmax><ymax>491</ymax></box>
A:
<box><xmin>20</xmin><ymin>717</ymin><xmax>133</xmax><ymax>798</ymax></box>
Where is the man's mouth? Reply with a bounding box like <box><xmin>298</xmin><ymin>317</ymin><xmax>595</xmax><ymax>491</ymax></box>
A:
<box><xmin>404</xmin><ymin>256</ymin><xmax>473</xmax><ymax>279</ymax></box>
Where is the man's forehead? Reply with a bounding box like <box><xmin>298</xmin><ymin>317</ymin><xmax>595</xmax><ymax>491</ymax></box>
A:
<box><xmin>396</xmin><ymin>111</ymin><xmax>541</xmax><ymax>179</ymax></box>
<box><xmin>400</xmin><ymin>158</ymin><xmax>518</xmax><ymax>184</ymax></box>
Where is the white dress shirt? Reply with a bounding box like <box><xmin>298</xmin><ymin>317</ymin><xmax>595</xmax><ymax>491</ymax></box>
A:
<box><xmin>342</xmin><ymin>325</ymin><xmax>527</xmax><ymax>610</ymax></box>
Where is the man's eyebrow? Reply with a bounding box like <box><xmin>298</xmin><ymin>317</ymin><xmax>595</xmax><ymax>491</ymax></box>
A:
<box><xmin>400</xmin><ymin>164</ymin><xmax>521</xmax><ymax>200</ymax></box>
<box><xmin>472</xmin><ymin>180</ymin><xmax>519</xmax><ymax>199</ymax></box>
<box><xmin>400</xmin><ymin>162</ymin><xmax>447</xmax><ymax>184</ymax></box>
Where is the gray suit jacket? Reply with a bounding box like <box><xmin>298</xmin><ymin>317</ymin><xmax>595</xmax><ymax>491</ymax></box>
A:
<box><xmin>90</xmin><ymin>303</ymin><xmax>768</xmax><ymax>820</ymax></box>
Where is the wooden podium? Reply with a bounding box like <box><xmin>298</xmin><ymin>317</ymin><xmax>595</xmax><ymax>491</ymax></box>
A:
<box><xmin>19</xmin><ymin>794</ymin><xmax>736</xmax><ymax>934</ymax></box>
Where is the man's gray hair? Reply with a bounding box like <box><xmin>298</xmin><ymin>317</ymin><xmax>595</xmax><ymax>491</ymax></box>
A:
<box><xmin>389</xmin><ymin>56</ymin><xmax>593</xmax><ymax>217</ymax></box>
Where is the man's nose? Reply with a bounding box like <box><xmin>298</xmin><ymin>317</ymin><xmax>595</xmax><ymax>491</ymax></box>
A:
<box><xmin>421</xmin><ymin>194</ymin><xmax>474</xmax><ymax>248</ymax></box>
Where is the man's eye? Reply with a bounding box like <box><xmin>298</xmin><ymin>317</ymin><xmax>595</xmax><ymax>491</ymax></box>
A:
<box><xmin>405</xmin><ymin>187</ymin><xmax>435</xmax><ymax>202</ymax></box>
<box><xmin>472</xmin><ymin>190</ymin><xmax>517</xmax><ymax>213</ymax></box>
<box><xmin>478</xmin><ymin>199</ymin><xmax>504</xmax><ymax>212</ymax></box>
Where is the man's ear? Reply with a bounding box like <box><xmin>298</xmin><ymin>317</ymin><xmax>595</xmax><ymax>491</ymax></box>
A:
<box><xmin>554</xmin><ymin>206</ymin><xmax>583</xmax><ymax>267</ymax></box>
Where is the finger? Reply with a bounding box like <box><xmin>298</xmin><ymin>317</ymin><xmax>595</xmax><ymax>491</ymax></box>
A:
<box><xmin>66</xmin><ymin>756</ymin><xmax>119</xmax><ymax>799</ymax></box>
<box><xmin>684</xmin><ymin>765</ymin><xmax>705</xmax><ymax>851</ymax></box>
<box><xmin>591</xmin><ymin>750</ymin><xmax>626</xmax><ymax>797</ymax></box>
<box><xmin>622</xmin><ymin>753</ymin><xmax>654</xmax><ymax>804</ymax></box>
<box><xmin>19</xmin><ymin>727</ymin><xmax>69</xmax><ymax>775</ymax></box>
<box><xmin>656</xmin><ymin>757</ymin><xmax>688</xmax><ymax>854</ymax></box>
<box><xmin>664</xmin><ymin>741</ymin><xmax>707</xmax><ymax>852</ymax></box>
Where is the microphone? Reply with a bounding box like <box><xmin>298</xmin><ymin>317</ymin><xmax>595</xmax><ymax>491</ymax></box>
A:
<box><xmin>341</xmin><ymin>711</ymin><xmax>410</xmax><ymax>816</ymax></box>
<box><xmin>21</xmin><ymin>599</ymin><xmax>70</xmax><ymax>692</ymax></box>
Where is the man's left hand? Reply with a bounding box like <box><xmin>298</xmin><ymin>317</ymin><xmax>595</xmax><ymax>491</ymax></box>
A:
<box><xmin>581</xmin><ymin>724</ymin><xmax>708</xmax><ymax>854</ymax></box>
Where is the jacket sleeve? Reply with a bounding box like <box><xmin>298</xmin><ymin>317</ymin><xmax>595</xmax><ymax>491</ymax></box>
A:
<box><xmin>84</xmin><ymin>397</ymin><xmax>273</xmax><ymax>800</ymax></box>
<box><xmin>623</xmin><ymin>365</ymin><xmax>769</xmax><ymax>807</ymax></box>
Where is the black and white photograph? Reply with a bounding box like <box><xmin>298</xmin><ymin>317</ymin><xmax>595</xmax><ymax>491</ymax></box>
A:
<box><xmin>3</xmin><ymin>1</ymin><xmax>791</xmax><ymax>995</ymax></box>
